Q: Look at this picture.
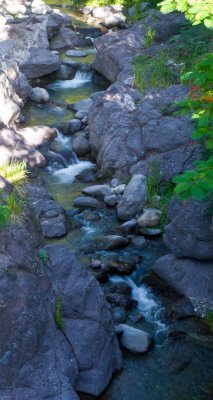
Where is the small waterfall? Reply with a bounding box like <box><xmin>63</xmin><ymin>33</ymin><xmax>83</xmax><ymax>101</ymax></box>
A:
<box><xmin>54</xmin><ymin>128</ymin><xmax>79</xmax><ymax>165</ymax></box>
<box><xmin>53</xmin><ymin>161</ymin><xmax>96</xmax><ymax>183</ymax></box>
<box><xmin>48</xmin><ymin>70</ymin><xmax>93</xmax><ymax>90</ymax></box>
<box><xmin>86</xmin><ymin>36</ymin><xmax>96</xmax><ymax>47</ymax></box>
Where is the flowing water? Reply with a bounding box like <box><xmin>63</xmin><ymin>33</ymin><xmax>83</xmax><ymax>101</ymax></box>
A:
<box><xmin>22</xmin><ymin>3</ymin><xmax>213</xmax><ymax>399</ymax></box>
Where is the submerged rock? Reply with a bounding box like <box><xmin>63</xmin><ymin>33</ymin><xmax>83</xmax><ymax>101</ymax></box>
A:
<box><xmin>101</xmin><ymin>235</ymin><xmax>130</xmax><ymax>250</ymax></box>
<box><xmin>66</xmin><ymin>50</ymin><xmax>88</xmax><ymax>57</ymax></box>
<box><xmin>82</xmin><ymin>184</ymin><xmax>111</xmax><ymax>198</ymax></box>
<box><xmin>74</xmin><ymin>196</ymin><xmax>102</xmax><ymax>210</ymax></box>
<box><xmin>116</xmin><ymin>324</ymin><xmax>152</xmax><ymax>353</ymax></box>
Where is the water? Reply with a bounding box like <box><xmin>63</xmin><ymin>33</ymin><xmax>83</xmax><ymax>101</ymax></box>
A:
<box><xmin>29</xmin><ymin>3</ymin><xmax>213</xmax><ymax>399</ymax></box>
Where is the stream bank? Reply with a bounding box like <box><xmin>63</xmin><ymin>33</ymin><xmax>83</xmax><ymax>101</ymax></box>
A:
<box><xmin>0</xmin><ymin>1</ymin><xmax>212</xmax><ymax>399</ymax></box>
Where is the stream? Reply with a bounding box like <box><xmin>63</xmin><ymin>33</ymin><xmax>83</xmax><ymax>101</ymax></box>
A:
<box><xmin>22</xmin><ymin>2</ymin><xmax>213</xmax><ymax>399</ymax></box>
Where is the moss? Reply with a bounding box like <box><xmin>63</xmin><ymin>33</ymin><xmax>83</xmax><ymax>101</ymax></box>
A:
<box><xmin>54</xmin><ymin>298</ymin><xmax>64</xmax><ymax>331</ymax></box>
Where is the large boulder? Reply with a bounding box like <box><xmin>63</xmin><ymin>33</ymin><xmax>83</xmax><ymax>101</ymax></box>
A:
<box><xmin>164</xmin><ymin>198</ymin><xmax>213</xmax><ymax>260</ymax></box>
<box><xmin>88</xmin><ymin>84</ymin><xmax>199</xmax><ymax>179</ymax></box>
<box><xmin>30</xmin><ymin>87</ymin><xmax>50</xmax><ymax>103</ymax></box>
<box><xmin>153</xmin><ymin>254</ymin><xmax>213</xmax><ymax>306</ymax></box>
<box><xmin>116</xmin><ymin>324</ymin><xmax>152</xmax><ymax>353</ymax></box>
<box><xmin>117</xmin><ymin>174</ymin><xmax>147</xmax><ymax>221</ymax></box>
<box><xmin>20</xmin><ymin>48</ymin><xmax>61</xmax><ymax>78</ymax></box>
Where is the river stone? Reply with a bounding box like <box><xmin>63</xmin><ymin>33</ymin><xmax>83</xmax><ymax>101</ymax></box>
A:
<box><xmin>30</xmin><ymin>87</ymin><xmax>50</xmax><ymax>103</ymax></box>
<box><xmin>153</xmin><ymin>253</ymin><xmax>213</xmax><ymax>305</ymax></box>
<box><xmin>120</xmin><ymin>219</ymin><xmax>137</xmax><ymax>233</ymax></box>
<box><xmin>131</xmin><ymin>235</ymin><xmax>147</xmax><ymax>249</ymax></box>
<box><xmin>164</xmin><ymin>198</ymin><xmax>213</xmax><ymax>260</ymax></box>
<box><xmin>20</xmin><ymin>49</ymin><xmax>61</xmax><ymax>79</ymax></box>
<box><xmin>101</xmin><ymin>13</ymin><xmax>126</xmax><ymax>28</ymax></box>
<box><xmin>105</xmin><ymin>283</ymin><xmax>132</xmax><ymax>297</ymax></box>
<box><xmin>106</xmin><ymin>294</ymin><xmax>136</xmax><ymax>311</ymax></box>
<box><xmin>55</xmin><ymin>64</ymin><xmax>76</xmax><ymax>80</ymax></box>
<box><xmin>46</xmin><ymin>12</ymin><xmax>65</xmax><ymax>39</ymax></box>
<box><xmin>92</xmin><ymin>6</ymin><xmax>119</xmax><ymax>19</ymax></box>
<box><xmin>66</xmin><ymin>50</ymin><xmax>88</xmax><ymax>57</ymax></box>
<box><xmin>31</xmin><ymin>0</ymin><xmax>51</xmax><ymax>14</ymax></box>
<box><xmin>116</xmin><ymin>324</ymin><xmax>152</xmax><ymax>353</ymax></box>
<box><xmin>50</xmin><ymin>27</ymin><xmax>78</xmax><ymax>50</ymax></box>
<box><xmin>82</xmin><ymin>184</ymin><xmax>111</xmax><ymax>198</ymax></box>
<box><xmin>73</xmin><ymin>98</ymin><xmax>93</xmax><ymax>112</ymax></box>
<box><xmin>62</xmin><ymin>58</ymin><xmax>80</xmax><ymax>68</ymax></box>
<box><xmin>139</xmin><ymin>227</ymin><xmax>162</xmax><ymax>236</ymax></box>
<box><xmin>74</xmin><ymin>196</ymin><xmax>102</xmax><ymax>210</ymax></box>
<box><xmin>91</xmin><ymin>269</ymin><xmax>109</xmax><ymax>283</ymax></box>
<box><xmin>117</xmin><ymin>175</ymin><xmax>147</xmax><ymax>221</ymax></box>
<box><xmin>138</xmin><ymin>208</ymin><xmax>162</xmax><ymax>228</ymax></box>
<box><xmin>101</xmin><ymin>235</ymin><xmax>130</xmax><ymax>250</ymax></box>
<box><xmin>111</xmin><ymin>178</ymin><xmax>121</xmax><ymax>188</ymax></box>
<box><xmin>111</xmin><ymin>184</ymin><xmax>126</xmax><ymax>195</ymax></box>
<box><xmin>104</xmin><ymin>194</ymin><xmax>118</xmax><ymax>206</ymax></box>
<box><xmin>67</xmin><ymin>119</ymin><xmax>81</xmax><ymax>134</ymax></box>
<box><xmin>73</xmin><ymin>134</ymin><xmax>90</xmax><ymax>156</ymax></box>
<box><xmin>81</xmin><ymin>6</ymin><xmax>93</xmax><ymax>15</ymax></box>
<box><xmin>169</xmin><ymin>297</ymin><xmax>194</xmax><ymax>320</ymax></box>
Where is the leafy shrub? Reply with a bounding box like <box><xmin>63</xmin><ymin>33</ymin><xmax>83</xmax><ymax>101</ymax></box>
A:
<box><xmin>0</xmin><ymin>205</ymin><xmax>11</xmax><ymax>227</ymax></box>
<box><xmin>0</xmin><ymin>161</ymin><xmax>27</xmax><ymax>186</ymax></box>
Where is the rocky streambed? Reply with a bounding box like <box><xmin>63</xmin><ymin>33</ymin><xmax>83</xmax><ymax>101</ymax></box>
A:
<box><xmin>0</xmin><ymin>1</ymin><xmax>212</xmax><ymax>400</ymax></box>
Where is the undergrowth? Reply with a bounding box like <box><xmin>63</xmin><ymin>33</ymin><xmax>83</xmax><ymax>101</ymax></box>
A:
<box><xmin>54</xmin><ymin>298</ymin><xmax>64</xmax><ymax>331</ymax></box>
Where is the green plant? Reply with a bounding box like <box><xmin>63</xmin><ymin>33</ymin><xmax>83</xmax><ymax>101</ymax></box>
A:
<box><xmin>0</xmin><ymin>205</ymin><xmax>11</xmax><ymax>227</ymax></box>
<box><xmin>38</xmin><ymin>249</ymin><xmax>48</xmax><ymax>264</ymax></box>
<box><xmin>173</xmin><ymin>53</ymin><xmax>213</xmax><ymax>200</ymax></box>
<box><xmin>5</xmin><ymin>191</ymin><xmax>23</xmax><ymax>218</ymax></box>
<box><xmin>0</xmin><ymin>161</ymin><xmax>27</xmax><ymax>186</ymax></box>
<box><xmin>144</xmin><ymin>27</ymin><xmax>156</xmax><ymax>48</ymax></box>
<box><xmin>205</xmin><ymin>310</ymin><xmax>213</xmax><ymax>333</ymax></box>
<box><xmin>158</xmin><ymin>0</ymin><xmax>213</xmax><ymax>29</ymax></box>
<box><xmin>54</xmin><ymin>298</ymin><xmax>64</xmax><ymax>331</ymax></box>
<box><xmin>146</xmin><ymin>159</ymin><xmax>163</xmax><ymax>204</ymax></box>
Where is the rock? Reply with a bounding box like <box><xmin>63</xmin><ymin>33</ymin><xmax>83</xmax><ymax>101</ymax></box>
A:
<box><xmin>104</xmin><ymin>194</ymin><xmax>118</xmax><ymax>206</ymax></box>
<box><xmin>169</xmin><ymin>297</ymin><xmax>194</xmax><ymax>320</ymax></box>
<box><xmin>66</xmin><ymin>50</ymin><xmax>88</xmax><ymax>57</ymax></box>
<box><xmin>111</xmin><ymin>184</ymin><xmax>126</xmax><ymax>195</ymax></box>
<box><xmin>50</xmin><ymin>27</ymin><xmax>78</xmax><ymax>50</ymax></box>
<box><xmin>45</xmin><ymin>245</ymin><xmax>123</xmax><ymax>396</ymax></box>
<box><xmin>139</xmin><ymin>227</ymin><xmax>162</xmax><ymax>236</ymax></box>
<box><xmin>81</xmin><ymin>6</ymin><xmax>93</xmax><ymax>15</ymax></box>
<box><xmin>116</xmin><ymin>324</ymin><xmax>152</xmax><ymax>353</ymax></box>
<box><xmin>102</xmin><ymin>261</ymin><xmax>135</xmax><ymax>275</ymax></box>
<box><xmin>117</xmin><ymin>175</ymin><xmax>147</xmax><ymax>221</ymax></box>
<box><xmin>67</xmin><ymin>119</ymin><xmax>81</xmax><ymax>134</ymax></box>
<box><xmin>105</xmin><ymin>283</ymin><xmax>132</xmax><ymax>297</ymax></box>
<box><xmin>74</xmin><ymin>196</ymin><xmax>102</xmax><ymax>210</ymax></box>
<box><xmin>26</xmin><ymin>184</ymin><xmax>68</xmax><ymax>238</ymax></box>
<box><xmin>101</xmin><ymin>235</ymin><xmax>130</xmax><ymax>250</ymax></box>
<box><xmin>138</xmin><ymin>208</ymin><xmax>162</xmax><ymax>228</ymax></box>
<box><xmin>20</xmin><ymin>48</ymin><xmax>61</xmax><ymax>79</ymax></box>
<box><xmin>75</xmin><ymin>110</ymin><xmax>88</xmax><ymax>120</ymax></box>
<box><xmin>131</xmin><ymin>235</ymin><xmax>147</xmax><ymax>248</ymax></box>
<box><xmin>73</xmin><ymin>133</ymin><xmax>90</xmax><ymax>156</ymax></box>
<box><xmin>111</xmin><ymin>178</ymin><xmax>121</xmax><ymax>188</ymax></box>
<box><xmin>62</xmin><ymin>58</ymin><xmax>80</xmax><ymax>68</ymax></box>
<box><xmin>101</xmin><ymin>13</ymin><xmax>126</xmax><ymax>28</ymax></box>
<box><xmin>164</xmin><ymin>198</ymin><xmax>213</xmax><ymax>260</ymax></box>
<box><xmin>153</xmin><ymin>254</ymin><xmax>213</xmax><ymax>305</ymax></box>
<box><xmin>82</xmin><ymin>184</ymin><xmax>111</xmax><ymax>198</ymax></box>
<box><xmin>31</xmin><ymin>0</ymin><xmax>51</xmax><ymax>14</ymax></box>
<box><xmin>47</xmin><ymin>12</ymin><xmax>64</xmax><ymax>39</ymax></box>
<box><xmin>106</xmin><ymin>294</ymin><xmax>136</xmax><ymax>311</ymax></box>
<box><xmin>112</xmin><ymin>307</ymin><xmax>127</xmax><ymax>324</ymax></box>
<box><xmin>55</xmin><ymin>64</ymin><xmax>76</xmax><ymax>80</ymax></box>
<box><xmin>91</xmin><ymin>269</ymin><xmax>108</xmax><ymax>283</ymax></box>
<box><xmin>17</xmin><ymin>125</ymin><xmax>56</xmax><ymax>147</ymax></box>
<box><xmin>92</xmin><ymin>6</ymin><xmax>116</xmax><ymax>19</ymax></box>
<box><xmin>120</xmin><ymin>219</ymin><xmax>137</xmax><ymax>233</ymax></box>
<box><xmin>73</xmin><ymin>98</ymin><xmax>93</xmax><ymax>113</ymax></box>
<box><xmin>30</xmin><ymin>87</ymin><xmax>50</xmax><ymax>103</ymax></box>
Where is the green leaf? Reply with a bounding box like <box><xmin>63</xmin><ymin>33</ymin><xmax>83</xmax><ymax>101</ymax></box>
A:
<box><xmin>191</xmin><ymin>185</ymin><xmax>206</xmax><ymax>200</ymax></box>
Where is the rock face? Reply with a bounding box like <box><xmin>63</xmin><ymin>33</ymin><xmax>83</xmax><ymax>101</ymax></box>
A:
<box><xmin>89</xmin><ymin>84</ymin><xmax>199</xmax><ymax>179</ymax></box>
<box><xmin>164</xmin><ymin>198</ymin><xmax>213</xmax><ymax>260</ymax></box>
<box><xmin>153</xmin><ymin>254</ymin><xmax>213</xmax><ymax>306</ymax></box>
<box><xmin>0</xmin><ymin>204</ymin><xmax>122</xmax><ymax>399</ymax></box>
<box><xmin>117</xmin><ymin>174</ymin><xmax>147</xmax><ymax>220</ymax></box>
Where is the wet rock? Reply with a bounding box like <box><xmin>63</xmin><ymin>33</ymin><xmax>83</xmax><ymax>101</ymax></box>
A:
<box><xmin>153</xmin><ymin>254</ymin><xmax>213</xmax><ymax>305</ymax></box>
<box><xmin>21</xmin><ymin>48</ymin><xmax>61</xmax><ymax>79</ymax></box>
<box><xmin>66</xmin><ymin>50</ymin><xmax>88</xmax><ymax>57</ymax></box>
<box><xmin>55</xmin><ymin>64</ymin><xmax>76</xmax><ymax>80</ymax></box>
<box><xmin>91</xmin><ymin>259</ymin><xmax>102</xmax><ymax>269</ymax></box>
<box><xmin>101</xmin><ymin>235</ymin><xmax>130</xmax><ymax>250</ymax></box>
<box><xmin>169</xmin><ymin>297</ymin><xmax>194</xmax><ymax>320</ymax></box>
<box><xmin>67</xmin><ymin>119</ymin><xmax>81</xmax><ymax>134</ymax></box>
<box><xmin>164</xmin><ymin>198</ymin><xmax>213</xmax><ymax>260</ymax></box>
<box><xmin>82</xmin><ymin>184</ymin><xmax>111</xmax><ymax>198</ymax></box>
<box><xmin>112</xmin><ymin>307</ymin><xmax>127</xmax><ymax>324</ymax></box>
<box><xmin>50</xmin><ymin>27</ymin><xmax>78</xmax><ymax>49</ymax></box>
<box><xmin>139</xmin><ymin>227</ymin><xmax>162</xmax><ymax>237</ymax></box>
<box><xmin>111</xmin><ymin>178</ymin><xmax>121</xmax><ymax>188</ymax></box>
<box><xmin>76</xmin><ymin>168</ymin><xmax>97</xmax><ymax>183</ymax></box>
<box><xmin>102</xmin><ymin>260</ymin><xmax>135</xmax><ymax>275</ymax></box>
<box><xmin>75</xmin><ymin>110</ymin><xmax>88</xmax><ymax>120</ymax></box>
<box><xmin>104</xmin><ymin>194</ymin><xmax>118</xmax><ymax>206</ymax></box>
<box><xmin>73</xmin><ymin>133</ymin><xmax>90</xmax><ymax>156</ymax></box>
<box><xmin>91</xmin><ymin>269</ymin><xmax>108</xmax><ymax>283</ymax></box>
<box><xmin>30</xmin><ymin>87</ymin><xmax>49</xmax><ymax>103</ymax></box>
<box><xmin>117</xmin><ymin>175</ymin><xmax>147</xmax><ymax>221</ymax></box>
<box><xmin>105</xmin><ymin>283</ymin><xmax>132</xmax><ymax>297</ymax></box>
<box><xmin>120</xmin><ymin>219</ymin><xmax>137</xmax><ymax>233</ymax></box>
<box><xmin>41</xmin><ymin>215</ymin><xmax>68</xmax><ymax>238</ymax></box>
<box><xmin>106</xmin><ymin>294</ymin><xmax>136</xmax><ymax>311</ymax></box>
<box><xmin>62</xmin><ymin>58</ymin><xmax>80</xmax><ymax>68</ymax></box>
<box><xmin>116</xmin><ymin>324</ymin><xmax>152</xmax><ymax>353</ymax></box>
<box><xmin>128</xmin><ymin>311</ymin><xmax>144</xmax><ymax>324</ymax></box>
<box><xmin>168</xmin><ymin>330</ymin><xmax>188</xmax><ymax>340</ymax></box>
<box><xmin>111</xmin><ymin>184</ymin><xmax>126</xmax><ymax>195</ymax></box>
<box><xmin>73</xmin><ymin>98</ymin><xmax>93</xmax><ymax>113</ymax></box>
<box><xmin>74</xmin><ymin>196</ymin><xmax>102</xmax><ymax>210</ymax></box>
<box><xmin>138</xmin><ymin>208</ymin><xmax>162</xmax><ymax>228</ymax></box>
<box><xmin>131</xmin><ymin>235</ymin><xmax>147</xmax><ymax>249</ymax></box>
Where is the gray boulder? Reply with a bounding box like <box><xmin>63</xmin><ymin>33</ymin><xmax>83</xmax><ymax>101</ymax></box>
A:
<box><xmin>120</xmin><ymin>219</ymin><xmax>137</xmax><ymax>233</ymax></box>
<box><xmin>50</xmin><ymin>27</ymin><xmax>78</xmax><ymax>49</ymax></box>
<box><xmin>164</xmin><ymin>198</ymin><xmax>213</xmax><ymax>260</ymax></box>
<box><xmin>101</xmin><ymin>13</ymin><xmax>126</xmax><ymax>28</ymax></box>
<box><xmin>66</xmin><ymin>50</ymin><xmax>88</xmax><ymax>57</ymax></box>
<box><xmin>31</xmin><ymin>0</ymin><xmax>51</xmax><ymax>14</ymax></box>
<box><xmin>74</xmin><ymin>196</ymin><xmax>102</xmax><ymax>210</ymax></box>
<box><xmin>55</xmin><ymin>64</ymin><xmax>76</xmax><ymax>80</ymax></box>
<box><xmin>47</xmin><ymin>12</ymin><xmax>65</xmax><ymax>39</ymax></box>
<box><xmin>117</xmin><ymin>174</ymin><xmax>147</xmax><ymax>221</ymax></box>
<box><xmin>116</xmin><ymin>324</ymin><xmax>152</xmax><ymax>353</ymax></box>
<box><xmin>138</xmin><ymin>208</ymin><xmax>162</xmax><ymax>228</ymax></box>
<box><xmin>101</xmin><ymin>235</ymin><xmax>130</xmax><ymax>250</ymax></box>
<box><xmin>20</xmin><ymin>48</ymin><xmax>61</xmax><ymax>79</ymax></box>
<box><xmin>104</xmin><ymin>194</ymin><xmax>118</xmax><ymax>206</ymax></box>
<box><xmin>153</xmin><ymin>254</ymin><xmax>213</xmax><ymax>305</ymax></box>
<box><xmin>67</xmin><ymin>119</ymin><xmax>81</xmax><ymax>134</ymax></box>
<box><xmin>82</xmin><ymin>184</ymin><xmax>111</xmax><ymax>198</ymax></box>
<box><xmin>30</xmin><ymin>87</ymin><xmax>50</xmax><ymax>103</ymax></box>
<box><xmin>73</xmin><ymin>133</ymin><xmax>90</xmax><ymax>156</ymax></box>
<box><xmin>73</xmin><ymin>98</ymin><xmax>93</xmax><ymax>113</ymax></box>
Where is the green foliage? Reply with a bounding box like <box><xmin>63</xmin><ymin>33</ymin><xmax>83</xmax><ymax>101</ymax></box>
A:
<box><xmin>147</xmin><ymin>159</ymin><xmax>163</xmax><ymax>203</ymax></box>
<box><xmin>158</xmin><ymin>0</ymin><xmax>213</xmax><ymax>29</ymax></box>
<box><xmin>0</xmin><ymin>190</ymin><xmax>24</xmax><ymax>227</ymax></box>
<box><xmin>0</xmin><ymin>205</ymin><xmax>11</xmax><ymax>227</ymax></box>
<box><xmin>205</xmin><ymin>310</ymin><xmax>213</xmax><ymax>333</ymax></box>
<box><xmin>54</xmin><ymin>298</ymin><xmax>64</xmax><ymax>331</ymax></box>
<box><xmin>38</xmin><ymin>249</ymin><xmax>49</xmax><ymax>264</ymax></box>
<box><xmin>173</xmin><ymin>53</ymin><xmax>213</xmax><ymax>201</ymax></box>
<box><xmin>144</xmin><ymin>27</ymin><xmax>156</xmax><ymax>48</ymax></box>
<box><xmin>0</xmin><ymin>161</ymin><xmax>27</xmax><ymax>186</ymax></box>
